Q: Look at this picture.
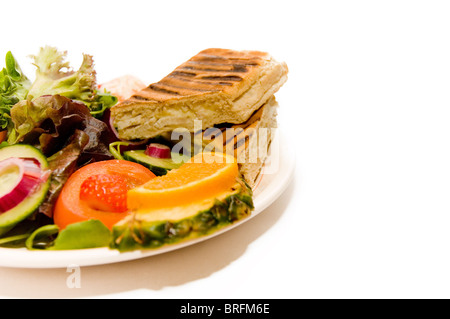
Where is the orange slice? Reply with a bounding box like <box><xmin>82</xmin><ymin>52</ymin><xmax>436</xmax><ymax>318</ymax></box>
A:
<box><xmin>127</xmin><ymin>152</ymin><xmax>239</xmax><ymax>211</ymax></box>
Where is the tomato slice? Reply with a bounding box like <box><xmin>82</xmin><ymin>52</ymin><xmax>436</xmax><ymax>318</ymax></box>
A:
<box><xmin>54</xmin><ymin>160</ymin><xmax>156</xmax><ymax>230</ymax></box>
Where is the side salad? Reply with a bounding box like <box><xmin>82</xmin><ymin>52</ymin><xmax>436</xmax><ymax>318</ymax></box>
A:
<box><xmin>0</xmin><ymin>47</ymin><xmax>121</xmax><ymax>249</ymax></box>
<box><xmin>0</xmin><ymin>48</ymin><xmax>152</xmax><ymax>250</ymax></box>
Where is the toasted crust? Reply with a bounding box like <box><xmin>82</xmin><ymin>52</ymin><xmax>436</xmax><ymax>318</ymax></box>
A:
<box><xmin>131</xmin><ymin>48</ymin><xmax>270</xmax><ymax>100</ymax></box>
<box><xmin>111</xmin><ymin>48</ymin><xmax>288</xmax><ymax>140</ymax></box>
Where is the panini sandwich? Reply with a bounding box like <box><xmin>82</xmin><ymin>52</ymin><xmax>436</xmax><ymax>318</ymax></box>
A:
<box><xmin>110</xmin><ymin>48</ymin><xmax>288</xmax><ymax>186</ymax></box>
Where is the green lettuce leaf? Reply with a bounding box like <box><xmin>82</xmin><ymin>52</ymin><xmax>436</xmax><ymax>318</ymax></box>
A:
<box><xmin>25</xmin><ymin>224</ymin><xmax>59</xmax><ymax>250</ymax></box>
<box><xmin>51</xmin><ymin>220</ymin><xmax>111</xmax><ymax>250</ymax></box>
<box><xmin>7</xmin><ymin>97</ymin><xmax>50</xmax><ymax>144</ymax></box>
<box><xmin>25</xmin><ymin>220</ymin><xmax>111</xmax><ymax>250</ymax></box>
<box><xmin>0</xmin><ymin>51</ymin><xmax>31</xmax><ymax>130</ymax></box>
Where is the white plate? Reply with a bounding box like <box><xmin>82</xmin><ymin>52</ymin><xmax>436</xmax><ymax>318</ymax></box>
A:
<box><xmin>0</xmin><ymin>130</ymin><xmax>295</xmax><ymax>268</ymax></box>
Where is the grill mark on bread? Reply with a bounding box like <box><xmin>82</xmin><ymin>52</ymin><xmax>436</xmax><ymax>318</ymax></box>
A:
<box><xmin>171</xmin><ymin>68</ymin><xmax>244</xmax><ymax>81</ymax></box>
<box><xmin>234</xmin><ymin>134</ymin><xmax>252</xmax><ymax>151</ymax></box>
<box><xmin>201</xmin><ymin>75</ymin><xmax>242</xmax><ymax>82</ymax></box>
<box><xmin>131</xmin><ymin>94</ymin><xmax>152</xmax><ymax>101</ymax></box>
<box><xmin>171</xmin><ymin>71</ymin><xmax>196</xmax><ymax>77</ymax></box>
<box><xmin>232</xmin><ymin>64</ymin><xmax>249</xmax><ymax>72</ymax></box>
<box><xmin>221</xmin><ymin>122</ymin><xmax>257</xmax><ymax>156</ymax></box>
<box><xmin>148</xmin><ymin>84</ymin><xmax>181</xmax><ymax>96</ymax></box>
<box><xmin>181</xmin><ymin>64</ymin><xmax>248</xmax><ymax>73</ymax></box>
<box><xmin>230</xmin><ymin>122</ymin><xmax>257</xmax><ymax>154</ymax></box>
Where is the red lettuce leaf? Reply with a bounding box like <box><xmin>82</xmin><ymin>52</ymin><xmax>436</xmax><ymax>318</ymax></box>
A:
<box><xmin>38</xmin><ymin>130</ymin><xmax>89</xmax><ymax>217</ymax></box>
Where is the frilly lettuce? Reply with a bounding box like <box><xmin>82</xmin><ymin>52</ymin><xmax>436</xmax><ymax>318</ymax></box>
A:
<box><xmin>0</xmin><ymin>52</ymin><xmax>31</xmax><ymax>130</ymax></box>
<box><xmin>27</xmin><ymin>47</ymin><xmax>96</xmax><ymax>102</ymax></box>
<box><xmin>0</xmin><ymin>46</ymin><xmax>116</xmax><ymax>138</ymax></box>
<box><xmin>27</xmin><ymin>46</ymin><xmax>117</xmax><ymax>117</ymax></box>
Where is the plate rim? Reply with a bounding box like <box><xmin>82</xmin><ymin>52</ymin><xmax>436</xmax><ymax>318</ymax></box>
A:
<box><xmin>0</xmin><ymin>130</ymin><xmax>295</xmax><ymax>268</ymax></box>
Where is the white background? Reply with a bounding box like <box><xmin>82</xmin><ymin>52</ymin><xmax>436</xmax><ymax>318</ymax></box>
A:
<box><xmin>0</xmin><ymin>0</ymin><xmax>450</xmax><ymax>299</ymax></box>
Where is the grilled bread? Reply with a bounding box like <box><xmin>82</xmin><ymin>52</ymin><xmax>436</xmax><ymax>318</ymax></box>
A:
<box><xmin>236</xmin><ymin>96</ymin><xmax>278</xmax><ymax>187</ymax></box>
<box><xmin>198</xmin><ymin>96</ymin><xmax>278</xmax><ymax>187</ymax></box>
<box><xmin>110</xmin><ymin>48</ymin><xmax>288</xmax><ymax>140</ymax></box>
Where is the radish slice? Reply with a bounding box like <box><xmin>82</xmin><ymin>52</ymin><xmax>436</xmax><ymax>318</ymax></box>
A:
<box><xmin>0</xmin><ymin>158</ymin><xmax>48</xmax><ymax>213</ymax></box>
<box><xmin>145</xmin><ymin>143</ymin><xmax>171</xmax><ymax>159</ymax></box>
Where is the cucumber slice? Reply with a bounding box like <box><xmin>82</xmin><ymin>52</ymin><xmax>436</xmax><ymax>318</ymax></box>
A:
<box><xmin>123</xmin><ymin>150</ymin><xmax>190</xmax><ymax>176</ymax></box>
<box><xmin>0</xmin><ymin>145</ymin><xmax>50</xmax><ymax>236</ymax></box>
